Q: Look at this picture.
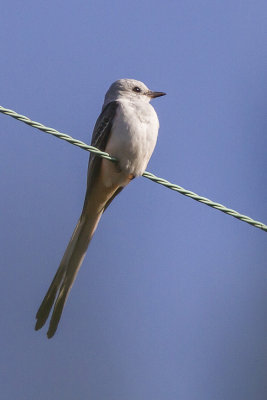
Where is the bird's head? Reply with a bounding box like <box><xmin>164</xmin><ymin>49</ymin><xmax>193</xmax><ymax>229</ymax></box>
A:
<box><xmin>104</xmin><ymin>79</ymin><xmax>166</xmax><ymax>106</ymax></box>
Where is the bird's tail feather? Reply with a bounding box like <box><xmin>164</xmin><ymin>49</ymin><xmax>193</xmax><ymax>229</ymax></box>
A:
<box><xmin>35</xmin><ymin>210</ymin><xmax>102</xmax><ymax>338</ymax></box>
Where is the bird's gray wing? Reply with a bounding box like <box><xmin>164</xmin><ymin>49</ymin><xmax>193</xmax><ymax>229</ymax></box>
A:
<box><xmin>86</xmin><ymin>101</ymin><xmax>119</xmax><ymax>191</ymax></box>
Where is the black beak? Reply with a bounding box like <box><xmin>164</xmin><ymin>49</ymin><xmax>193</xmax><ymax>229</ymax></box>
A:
<box><xmin>147</xmin><ymin>91</ymin><xmax>166</xmax><ymax>98</ymax></box>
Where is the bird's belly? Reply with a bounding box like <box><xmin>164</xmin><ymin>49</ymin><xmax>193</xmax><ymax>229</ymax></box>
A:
<box><xmin>101</xmin><ymin>102</ymin><xmax>158</xmax><ymax>188</ymax></box>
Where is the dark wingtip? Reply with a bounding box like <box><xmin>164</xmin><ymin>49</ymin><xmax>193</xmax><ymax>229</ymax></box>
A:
<box><xmin>34</xmin><ymin>295</ymin><xmax>55</xmax><ymax>332</ymax></box>
<box><xmin>35</xmin><ymin>267</ymin><xmax>66</xmax><ymax>334</ymax></box>
<box><xmin>46</xmin><ymin>316</ymin><xmax>60</xmax><ymax>338</ymax></box>
<box><xmin>46</xmin><ymin>289</ymin><xmax>67</xmax><ymax>339</ymax></box>
<box><xmin>35</xmin><ymin>319</ymin><xmax>45</xmax><ymax>331</ymax></box>
<box><xmin>47</xmin><ymin>330</ymin><xmax>54</xmax><ymax>339</ymax></box>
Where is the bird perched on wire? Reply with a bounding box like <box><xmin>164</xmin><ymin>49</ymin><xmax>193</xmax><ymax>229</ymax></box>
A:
<box><xmin>35</xmin><ymin>78</ymin><xmax>166</xmax><ymax>338</ymax></box>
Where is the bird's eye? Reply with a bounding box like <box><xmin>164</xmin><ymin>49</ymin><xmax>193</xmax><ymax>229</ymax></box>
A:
<box><xmin>133</xmin><ymin>86</ymin><xmax>141</xmax><ymax>93</ymax></box>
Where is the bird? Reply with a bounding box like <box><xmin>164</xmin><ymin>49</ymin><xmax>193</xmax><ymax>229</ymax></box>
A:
<box><xmin>35</xmin><ymin>78</ymin><xmax>166</xmax><ymax>338</ymax></box>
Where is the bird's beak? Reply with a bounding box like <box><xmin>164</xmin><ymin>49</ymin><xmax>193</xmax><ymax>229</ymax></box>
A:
<box><xmin>147</xmin><ymin>90</ymin><xmax>166</xmax><ymax>98</ymax></box>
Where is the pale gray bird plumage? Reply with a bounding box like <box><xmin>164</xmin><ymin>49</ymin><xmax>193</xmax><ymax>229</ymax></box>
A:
<box><xmin>35</xmin><ymin>78</ymin><xmax>166</xmax><ymax>338</ymax></box>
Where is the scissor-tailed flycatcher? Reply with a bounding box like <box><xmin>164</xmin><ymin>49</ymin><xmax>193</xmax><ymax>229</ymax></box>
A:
<box><xmin>35</xmin><ymin>79</ymin><xmax>166</xmax><ymax>338</ymax></box>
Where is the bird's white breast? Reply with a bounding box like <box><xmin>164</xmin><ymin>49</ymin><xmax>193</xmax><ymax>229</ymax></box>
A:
<box><xmin>105</xmin><ymin>99</ymin><xmax>159</xmax><ymax>183</ymax></box>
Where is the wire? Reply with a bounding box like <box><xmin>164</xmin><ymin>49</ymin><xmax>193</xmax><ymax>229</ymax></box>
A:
<box><xmin>1</xmin><ymin>105</ymin><xmax>266</xmax><ymax>233</ymax></box>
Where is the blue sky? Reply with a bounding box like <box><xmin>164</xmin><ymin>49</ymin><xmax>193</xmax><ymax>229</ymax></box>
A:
<box><xmin>1</xmin><ymin>1</ymin><xmax>267</xmax><ymax>399</ymax></box>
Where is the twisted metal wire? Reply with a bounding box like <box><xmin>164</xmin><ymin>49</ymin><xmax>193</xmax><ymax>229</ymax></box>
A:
<box><xmin>1</xmin><ymin>105</ymin><xmax>266</xmax><ymax>233</ymax></box>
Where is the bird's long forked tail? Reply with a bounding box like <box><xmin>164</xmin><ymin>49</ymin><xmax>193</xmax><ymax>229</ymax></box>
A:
<box><xmin>35</xmin><ymin>211</ymin><xmax>102</xmax><ymax>338</ymax></box>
